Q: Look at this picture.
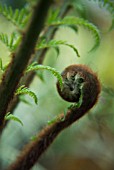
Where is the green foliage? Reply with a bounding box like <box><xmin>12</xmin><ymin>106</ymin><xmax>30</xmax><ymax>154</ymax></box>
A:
<box><xmin>0</xmin><ymin>32</ymin><xmax>21</xmax><ymax>52</ymax></box>
<box><xmin>88</xmin><ymin>0</ymin><xmax>114</xmax><ymax>29</ymax></box>
<box><xmin>15</xmin><ymin>85</ymin><xmax>38</xmax><ymax>104</ymax></box>
<box><xmin>47</xmin><ymin>16</ymin><xmax>101</xmax><ymax>51</ymax></box>
<box><xmin>26</xmin><ymin>62</ymin><xmax>63</xmax><ymax>89</ymax></box>
<box><xmin>5</xmin><ymin>112</ymin><xmax>23</xmax><ymax>126</ymax></box>
<box><xmin>0</xmin><ymin>3</ymin><xmax>28</xmax><ymax>28</ymax></box>
<box><xmin>36</xmin><ymin>39</ymin><xmax>80</xmax><ymax>57</ymax></box>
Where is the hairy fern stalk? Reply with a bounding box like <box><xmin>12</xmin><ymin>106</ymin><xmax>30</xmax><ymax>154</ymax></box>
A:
<box><xmin>0</xmin><ymin>0</ymin><xmax>113</xmax><ymax>170</ymax></box>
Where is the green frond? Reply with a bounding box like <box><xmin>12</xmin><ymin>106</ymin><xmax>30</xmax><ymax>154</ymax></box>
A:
<box><xmin>0</xmin><ymin>32</ymin><xmax>21</xmax><ymax>51</ymax></box>
<box><xmin>5</xmin><ymin>112</ymin><xmax>23</xmax><ymax>126</ymax></box>
<box><xmin>88</xmin><ymin>0</ymin><xmax>114</xmax><ymax>30</ymax></box>
<box><xmin>0</xmin><ymin>3</ymin><xmax>28</xmax><ymax>28</ymax></box>
<box><xmin>26</xmin><ymin>62</ymin><xmax>63</xmax><ymax>89</ymax></box>
<box><xmin>15</xmin><ymin>85</ymin><xmax>38</xmax><ymax>104</ymax></box>
<box><xmin>36</xmin><ymin>39</ymin><xmax>80</xmax><ymax>57</ymax></box>
<box><xmin>47</xmin><ymin>8</ymin><xmax>60</xmax><ymax>25</ymax></box>
<box><xmin>47</xmin><ymin>16</ymin><xmax>101</xmax><ymax>51</ymax></box>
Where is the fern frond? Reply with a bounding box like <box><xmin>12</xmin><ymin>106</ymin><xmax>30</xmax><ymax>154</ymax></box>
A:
<box><xmin>0</xmin><ymin>4</ymin><xmax>28</xmax><ymax>28</ymax></box>
<box><xmin>5</xmin><ymin>112</ymin><xmax>23</xmax><ymax>126</ymax></box>
<box><xmin>36</xmin><ymin>39</ymin><xmax>80</xmax><ymax>57</ymax></box>
<box><xmin>88</xmin><ymin>0</ymin><xmax>114</xmax><ymax>30</ymax></box>
<box><xmin>47</xmin><ymin>16</ymin><xmax>101</xmax><ymax>51</ymax></box>
<box><xmin>0</xmin><ymin>32</ymin><xmax>21</xmax><ymax>51</ymax></box>
<box><xmin>26</xmin><ymin>62</ymin><xmax>63</xmax><ymax>89</ymax></box>
<box><xmin>15</xmin><ymin>85</ymin><xmax>38</xmax><ymax>104</ymax></box>
<box><xmin>47</xmin><ymin>8</ymin><xmax>60</xmax><ymax>25</ymax></box>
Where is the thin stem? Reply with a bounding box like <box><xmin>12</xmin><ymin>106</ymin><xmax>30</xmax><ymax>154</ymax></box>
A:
<box><xmin>0</xmin><ymin>0</ymin><xmax>53</xmax><ymax>128</ymax></box>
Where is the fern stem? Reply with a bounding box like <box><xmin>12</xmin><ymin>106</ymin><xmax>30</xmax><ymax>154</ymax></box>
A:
<box><xmin>0</xmin><ymin>0</ymin><xmax>53</xmax><ymax>129</ymax></box>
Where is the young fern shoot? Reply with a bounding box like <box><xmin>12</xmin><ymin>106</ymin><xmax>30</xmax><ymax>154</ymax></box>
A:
<box><xmin>26</xmin><ymin>62</ymin><xmax>63</xmax><ymax>89</ymax></box>
<box><xmin>7</xmin><ymin>64</ymin><xmax>101</xmax><ymax>170</ymax></box>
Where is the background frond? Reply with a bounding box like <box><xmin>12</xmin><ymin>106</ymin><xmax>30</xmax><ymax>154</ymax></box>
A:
<box><xmin>88</xmin><ymin>0</ymin><xmax>114</xmax><ymax>29</ymax></box>
<box><xmin>26</xmin><ymin>62</ymin><xmax>63</xmax><ymax>89</ymax></box>
<box><xmin>47</xmin><ymin>16</ymin><xmax>101</xmax><ymax>51</ymax></box>
<box><xmin>15</xmin><ymin>85</ymin><xmax>38</xmax><ymax>104</ymax></box>
<box><xmin>36</xmin><ymin>39</ymin><xmax>80</xmax><ymax>57</ymax></box>
<box><xmin>0</xmin><ymin>32</ymin><xmax>21</xmax><ymax>52</ymax></box>
<box><xmin>0</xmin><ymin>3</ymin><xmax>29</xmax><ymax>28</ymax></box>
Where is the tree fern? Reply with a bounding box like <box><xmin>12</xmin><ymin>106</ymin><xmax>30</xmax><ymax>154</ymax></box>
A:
<box><xmin>47</xmin><ymin>16</ymin><xmax>101</xmax><ymax>51</ymax></box>
<box><xmin>0</xmin><ymin>32</ymin><xmax>21</xmax><ymax>52</ymax></box>
<box><xmin>0</xmin><ymin>3</ymin><xmax>29</xmax><ymax>28</ymax></box>
<box><xmin>88</xmin><ymin>0</ymin><xmax>114</xmax><ymax>29</ymax></box>
<box><xmin>26</xmin><ymin>62</ymin><xmax>63</xmax><ymax>89</ymax></box>
<box><xmin>15</xmin><ymin>85</ymin><xmax>38</xmax><ymax>104</ymax></box>
<box><xmin>36</xmin><ymin>39</ymin><xmax>80</xmax><ymax>57</ymax></box>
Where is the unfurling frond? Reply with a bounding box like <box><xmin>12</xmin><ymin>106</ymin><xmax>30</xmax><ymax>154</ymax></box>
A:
<box><xmin>5</xmin><ymin>112</ymin><xmax>23</xmax><ymax>126</ymax></box>
<box><xmin>47</xmin><ymin>16</ymin><xmax>101</xmax><ymax>51</ymax></box>
<box><xmin>26</xmin><ymin>62</ymin><xmax>63</xmax><ymax>89</ymax></box>
<box><xmin>15</xmin><ymin>85</ymin><xmax>38</xmax><ymax>104</ymax></box>
<box><xmin>36</xmin><ymin>39</ymin><xmax>80</xmax><ymax>57</ymax></box>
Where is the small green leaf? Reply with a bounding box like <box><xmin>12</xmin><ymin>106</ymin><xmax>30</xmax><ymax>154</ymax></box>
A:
<box><xmin>47</xmin><ymin>16</ymin><xmax>101</xmax><ymax>51</ymax></box>
<box><xmin>5</xmin><ymin>113</ymin><xmax>23</xmax><ymax>126</ymax></box>
<box><xmin>26</xmin><ymin>62</ymin><xmax>63</xmax><ymax>89</ymax></box>
<box><xmin>15</xmin><ymin>85</ymin><xmax>38</xmax><ymax>104</ymax></box>
<box><xmin>0</xmin><ymin>3</ymin><xmax>29</xmax><ymax>28</ymax></box>
<box><xmin>36</xmin><ymin>39</ymin><xmax>80</xmax><ymax>57</ymax></box>
<box><xmin>0</xmin><ymin>32</ymin><xmax>21</xmax><ymax>52</ymax></box>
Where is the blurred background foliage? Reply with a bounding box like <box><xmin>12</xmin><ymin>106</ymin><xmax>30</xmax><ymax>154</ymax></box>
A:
<box><xmin>0</xmin><ymin>0</ymin><xmax>114</xmax><ymax>170</ymax></box>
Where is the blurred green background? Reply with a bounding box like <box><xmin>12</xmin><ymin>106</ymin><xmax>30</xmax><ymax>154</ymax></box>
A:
<box><xmin>0</xmin><ymin>0</ymin><xmax>114</xmax><ymax>170</ymax></box>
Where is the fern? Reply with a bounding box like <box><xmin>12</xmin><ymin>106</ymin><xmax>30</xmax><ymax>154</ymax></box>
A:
<box><xmin>26</xmin><ymin>62</ymin><xmax>63</xmax><ymax>89</ymax></box>
<box><xmin>36</xmin><ymin>39</ymin><xmax>80</xmax><ymax>57</ymax></box>
<box><xmin>0</xmin><ymin>32</ymin><xmax>21</xmax><ymax>51</ymax></box>
<box><xmin>15</xmin><ymin>85</ymin><xmax>38</xmax><ymax>104</ymax></box>
<box><xmin>5</xmin><ymin>112</ymin><xmax>23</xmax><ymax>126</ymax></box>
<box><xmin>88</xmin><ymin>0</ymin><xmax>114</xmax><ymax>29</ymax></box>
<box><xmin>47</xmin><ymin>16</ymin><xmax>101</xmax><ymax>51</ymax></box>
<box><xmin>47</xmin><ymin>8</ymin><xmax>60</xmax><ymax>25</ymax></box>
<box><xmin>0</xmin><ymin>3</ymin><xmax>28</xmax><ymax>28</ymax></box>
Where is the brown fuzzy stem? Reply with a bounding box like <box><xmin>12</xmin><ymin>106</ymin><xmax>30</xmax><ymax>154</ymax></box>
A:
<box><xmin>6</xmin><ymin>65</ymin><xmax>101</xmax><ymax>170</ymax></box>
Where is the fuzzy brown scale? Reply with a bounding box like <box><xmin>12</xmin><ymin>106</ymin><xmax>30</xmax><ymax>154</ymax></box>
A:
<box><xmin>57</xmin><ymin>64</ymin><xmax>101</xmax><ymax>109</ymax></box>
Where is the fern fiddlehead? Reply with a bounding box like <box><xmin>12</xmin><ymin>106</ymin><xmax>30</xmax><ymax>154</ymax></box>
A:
<box><xmin>7</xmin><ymin>65</ymin><xmax>101</xmax><ymax>170</ymax></box>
